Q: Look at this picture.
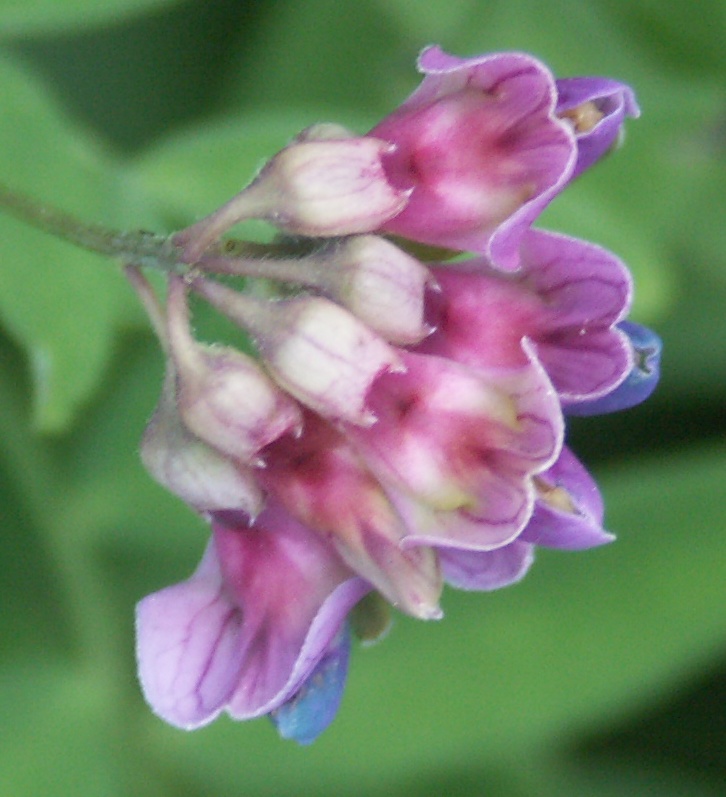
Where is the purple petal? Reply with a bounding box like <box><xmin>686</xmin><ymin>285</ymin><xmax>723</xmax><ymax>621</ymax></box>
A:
<box><xmin>521</xmin><ymin>446</ymin><xmax>613</xmax><ymax>550</ymax></box>
<box><xmin>270</xmin><ymin>625</ymin><xmax>351</xmax><ymax>745</ymax></box>
<box><xmin>135</xmin><ymin>543</ymin><xmax>246</xmax><ymax>730</ymax></box>
<box><xmin>136</xmin><ymin>503</ymin><xmax>369</xmax><ymax>730</ymax></box>
<box><xmin>391</xmin><ymin>474</ymin><xmax>535</xmax><ymax>553</ymax></box>
<box><xmin>440</xmin><ymin>540</ymin><xmax>534</xmax><ymax>590</ymax></box>
<box><xmin>520</xmin><ymin>229</ymin><xmax>633</xmax><ymax>329</ymax></box>
<box><xmin>565</xmin><ymin>321</ymin><xmax>661</xmax><ymax>416</ymax></box>
<box><xmin>536</xmin><ymin>328</ymin><xmax>633</xmax><ymax>402</ymax></box>
<box><xmin>556</xmin><ymin>77</ymin><xmax>640</xmax><ymax>178</ymax></box>
<box><xmin>519</xmin><ymin>229</ymin><xmax>634</xmax><ymax>401</ymax></box>
<box><xmin>420</xmin><ymin>229</ymin><xmax>633</xmax><ymax>402</ymax></box>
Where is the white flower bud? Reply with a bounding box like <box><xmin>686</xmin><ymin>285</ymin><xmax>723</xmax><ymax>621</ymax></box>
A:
<box><xmin>166</xmin><ymin>276</ymin><xmax>302</xmax><ymax>463</ymax></box>
<box><xmin>141</xmin><ymin>371</ymin><xmax>265</xmax><ymax>518</ymax></box>
<box><xmin>319</xmin><ymin>235</ymin><xmax>435</xmax><ymax>344</ymax></box>
<box><xmin>175</xmin><ymin>135</ymin><xmax>410</xmax><ymax>261</ymax></box>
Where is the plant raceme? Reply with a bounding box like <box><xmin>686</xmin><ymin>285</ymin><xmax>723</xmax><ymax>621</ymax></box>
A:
<box><xmin>131</xmin><ymin>46</ymin><xmax>659</xmax><ymax>744</ymax></box>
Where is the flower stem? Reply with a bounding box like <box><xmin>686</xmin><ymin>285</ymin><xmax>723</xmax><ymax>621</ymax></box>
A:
<box><xmin>0</xmin><ymin>182</ymin><xmax>183</xmax><ymax>271</ymax></box>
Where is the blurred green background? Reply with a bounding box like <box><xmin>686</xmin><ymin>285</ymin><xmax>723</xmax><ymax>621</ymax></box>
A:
<box><xmin>0</xmin><ymin>1</ymin><xmax>724</xmax><ymax>795</ymax></box>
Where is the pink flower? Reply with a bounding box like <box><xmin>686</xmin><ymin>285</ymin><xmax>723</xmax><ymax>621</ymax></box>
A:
<box><xmin>369</xmin><ymin>46</ymin><xmax>577</xmax><ymax>269</ymax></box>
<box><xmin>345</xmin><ymin>350</ymin><xmax>562</xmax><ymax>550</ymax></box>
<box><xmin>136</xmin><ymin>502</ymin><xmax>369</xmax><ymax>730</ymax></box>
<box><xmin>133</xmin><ymin>46</ymin><xmax>651</xmax><ymax>745</ymax></box>
<box><xmin>419</xmin><ymin>228</ymin><xmax>634</xmax><ymax>403</ymax></box>
<box><xmin>260</xmin><ymin>411</ymin><xmax>443</xmax><ymax>620</ymax></box>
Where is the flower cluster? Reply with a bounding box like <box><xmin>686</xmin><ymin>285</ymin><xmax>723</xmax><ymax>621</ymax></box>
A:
<box><xmin>134</xmin><ymin>46</ymin><xmax>659</xmax><ymax>744</ymax></box>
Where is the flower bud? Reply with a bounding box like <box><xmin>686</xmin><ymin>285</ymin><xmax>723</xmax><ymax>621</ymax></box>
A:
<box><xmin>175</xmin><ymin>133</ymin><xmax>410</xmax><ymax>261</ymax></box>
<box><xmin>247</xmin><ymin>136</ymin><xmax>410</xmax><ymax>236</ymax></box>
<box><xmin>194</xmin><ymin>279</ymin><xmax>403</xmax><ymax>426</ymax></box>
<box><xmin>317</xmin><ymin>235</ymin><xmax>435</xmax><ymax>345</ymax></box>
<box><xmin>141</xmin><ymin>371</ymin><xmax>265</xmax><ymax>518</ymax></box>
<box><xmin>166</xmin><ymin>277</ymin><xmax>302</xmax><ymax>462</ymax></box>
<box><xmin>261</xmin><ymin>299</ymin><xmax>407</xmax><ymax>425</ymax></box>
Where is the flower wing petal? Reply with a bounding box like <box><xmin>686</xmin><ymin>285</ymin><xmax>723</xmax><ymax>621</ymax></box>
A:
<box><xmin>135</xmin><ymin>543</ymin><xmax>245</xmax><ymax>730</ymax></box>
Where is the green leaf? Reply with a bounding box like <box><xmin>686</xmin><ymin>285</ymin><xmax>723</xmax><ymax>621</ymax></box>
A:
<box><xmin>548</xmin><ymin>758</ymin><xmax>726</xmax><ymax>797</ymax></box>
<box><xmin>374</xmin><ymin>0</ymin><xmax>654</xmax><ymax>78</ymax></box>
<box><xmin>371</xmin><ymin>0</ymin><xmax>485</xmax><ymax>44</ymax></box>
<box><xmin>0</xmin><ymin>54</ymin><xmax>155</xmax><ymax>431</ymax></box>
<box><xmin>0</xmin><ymin>0</ymin><xmax>182</xmax><ymax>36</ymax></box>
<box><xmin>0</xmin><ymin>663</ymin><xmax>112</xmax><ymax>797</ymax></box>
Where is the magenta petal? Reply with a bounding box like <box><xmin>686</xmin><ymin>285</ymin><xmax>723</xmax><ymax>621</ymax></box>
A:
<box><xmin>440</xmin><ymin>540</ymin><xmax>534</xmax><ymax>590</ymax></box>
<box><xmin>350</xmin><ymin>351</ymin><xmax>561</xmax><ymax>521</ymax></box>
<box><xmin>136</xmin><ymin>503</ymin><xmax>369</xmax><ymax>730</ymax></box>
<box><xmin>371</xmin><ymin>46</ymin><xmax>576</xmax><ymax>269</ymax></box>
<box><xmin>372</xmin><ymin>350</ymin><xmax>562</xmax><ymax>552</ymax></box>
<box><xmin>420</xmin><ymin>229</ymin><xmax>633</xmax><ymax>402</ymax></box>
<box><xmin>421</xmin><ymin>262</ymin><xmax>539</xmax><ymax>371</ymax></box>
<box><xmin>135</xmin><ymin>543</ymin><xmax>245</xmax><ymax>730</ymax></box>
<box><xmin>388</xmin><ymin>470</ymin><xmax>534</xmax><ymax>552</ymax></box>
<box><xmin>214</xmin><ymin>506</ymin><xmax>370</xmax><ymax>719</ymax></box>
<box><xmin>521</xmin><ymin>446</ymin><xmax>614</xmax><ymax>550</ymax></box>
<box><xmin>261</xmin><ymin>414</ymin><xmax>443</xmax><ymax>620</ymax></box>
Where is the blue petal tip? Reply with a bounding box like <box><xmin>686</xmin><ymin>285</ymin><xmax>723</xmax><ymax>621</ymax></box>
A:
<box><xmin>270</xmin><ymin>626</ymin><xmax>351</xmax><ymax>745</ymax></box>
<box><xmin>566</xmin><ymin>321</ymin><xmax>661</xmax><ymax>417</ymax></box>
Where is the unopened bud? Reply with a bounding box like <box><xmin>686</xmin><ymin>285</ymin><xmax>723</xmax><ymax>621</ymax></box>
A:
<box><xmin>141</xmin><ymin>371</ymin><xmax>265</xmax><ymax>518</ymax></box>
<box><xmin>166</xmin><ymin>276</ymin><xmax>302</xmax><ymax>462</ymax></box>
<box><xmin>194</xmin><ymin>279</ymin><xmax>403</xmax><ymax>426</ymax></box>
<box><xmin>249</xmin><ymin>136</ymin><xmax>410</xmax><ymax>236</ymax></box>
<box><xmin>175</xmin><ymin>135</ymin><xmax>410</xmax><ymax>261</ymax></box>
<box><xmin>257</xmin><ymin>296</ymin><xmax>406</xmax><ymax>426</ymax></box>
<box><xmin>319</xmin><ymin>235</ymin><xmax>435</xmax><ymax>344</ymax></box>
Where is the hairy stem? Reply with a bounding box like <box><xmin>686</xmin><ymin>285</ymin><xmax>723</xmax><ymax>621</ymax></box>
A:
<box><xmin>0</xmin><ymin>182</ymin><xmax>182</xmax><ymax>271</ymax></box>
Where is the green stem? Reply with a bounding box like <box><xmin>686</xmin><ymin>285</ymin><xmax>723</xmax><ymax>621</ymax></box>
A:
<box><xmin>0</xmin><ymin>182</ymin><xmax>183</xmax><ymax>271</ymax></box>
